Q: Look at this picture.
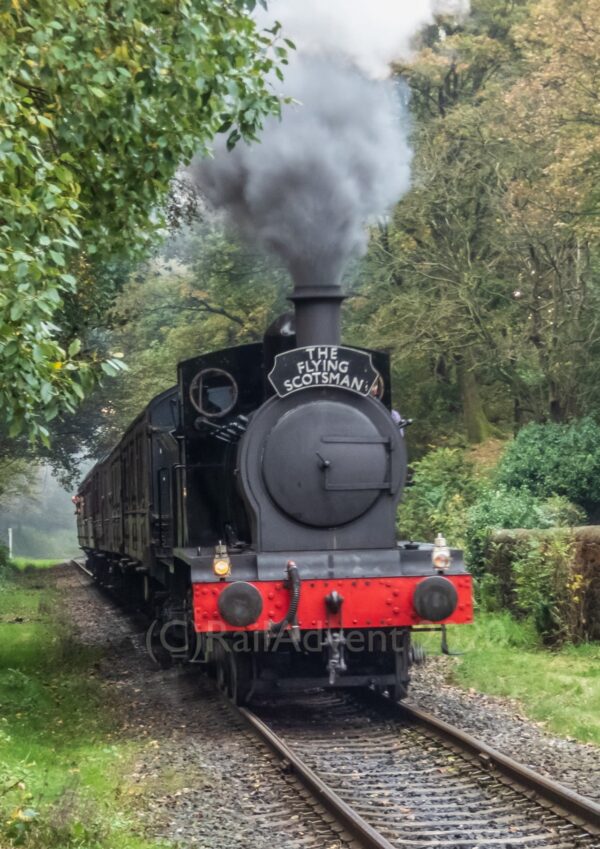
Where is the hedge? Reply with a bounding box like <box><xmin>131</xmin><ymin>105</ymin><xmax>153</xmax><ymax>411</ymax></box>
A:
<box><xmin>484</xmin><ymin>527</ymin><xmax>600</xmax><ymax>644</ymax></box>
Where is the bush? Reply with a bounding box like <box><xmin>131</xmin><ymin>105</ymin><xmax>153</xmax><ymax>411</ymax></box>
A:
<box><xmin>465</xmin><ymin>487</ymin><xmax>584</xmax><ymax>576</ymax></box>
<box><xmin>398</xmin><ymin>448</ymin><xmax>482</xmax><ymax>545</ymax></box>
<box><xmin>536</xmin><ymin>495</ymin><xmax>587</xmax><ymax>527</ymax></box>
<box><xmin>495</xmin><ymin>417</ymin><xmax>600</xmax><ymax>513</ymax></box>
<box><xmin>484</xmin><ymin>528</ymin><xmax>600</xmax><ymax>645</ymax></box>
<box><xmin>512</xmin><ymin>532</ymin><xmax>577</xmax><ymax>644</ymax></box>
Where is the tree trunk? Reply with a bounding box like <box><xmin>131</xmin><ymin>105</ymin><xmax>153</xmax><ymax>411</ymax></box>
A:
<box><xmin>549</xmin><ymin>391</ymin><xmax>564</xmax><ymax>423</ymax></box>
<box><xmin>513</xmin><ymin>396</ymin><xmax>523</xmax><ymax>434</ymax></box>
<box><xmin>456</xmin><ymin>356</ymin><xmax>493</xmax><ymax>443</ymax></box>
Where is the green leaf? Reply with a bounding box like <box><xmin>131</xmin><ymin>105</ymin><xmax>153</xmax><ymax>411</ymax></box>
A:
<box><xmin>8</xmin><ymin>417</ymin><xmax>23</xmax><ymax>438</ymax></box>
<box><xmin>68</xmin><ymin>338</ymin><xmax>82</xmax><ymax>357</ymax></box>
<box><xmin>9</xmin><ymin>301</ymin><xmax>25</xmax><ymax>321</ymax></box>
<box><xmin>40</xmin><ymin>381</ymin><xmax>53</xmax><ymax>404</ymax></box>
<box><xmin>49</xmin><ymin>250</ymin><xmax>65</xmax><ymax>266</ymax></box>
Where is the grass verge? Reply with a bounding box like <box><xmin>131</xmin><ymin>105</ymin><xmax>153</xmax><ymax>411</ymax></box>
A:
<box><xmin>417</xmin><ymin>612</ymin><xmax>600</xmax><ymax>746</ymax></box>
<box><xmin>10</xmin><ymin>558</ymin><xmax>65</xmax><ymax>571</ymax></box>
<box><xmin>0</xmin><ymin>570</ymin><xmax>165</xmax><ymax>849</ymax></box>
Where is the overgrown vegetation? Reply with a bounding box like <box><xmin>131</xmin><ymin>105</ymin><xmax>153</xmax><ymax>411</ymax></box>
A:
<box><xmin>511</xmin><ymin>533</ymin><xmax>578</xmax><ymax>644</ymax></box>
<box><xmin>0</xmin><ymin>571</ymin><xmax>160</xmax><ymax>849</ymax></box>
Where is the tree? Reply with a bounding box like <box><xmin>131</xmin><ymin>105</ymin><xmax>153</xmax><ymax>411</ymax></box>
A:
<box><xmin>40</xmin><ymin>219</ymin><xmax>288</xmax><ymax>484</ymax></box>
<box><xmin>0</xmin><ymin>0</ymin><xmax>286</xmax><ymax>440</ymax></box>
<box><xmin>347</xmin><ymin>0</ymin><xmax>528</xmax><ymax>445</ymax></box>
<box><xmin>494</xmin><ymin>0</ymin><xmax>600</xmax><ymax>421</ymax></box>
<box><xmin>347</xmin><ymin>0</ymin><xmax>600</xmax><ymax>450</ymax></box>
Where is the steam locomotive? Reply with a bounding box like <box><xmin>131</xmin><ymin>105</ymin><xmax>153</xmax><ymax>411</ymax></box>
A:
<box><xmin>76</xmin><ymin>274</ymin><xmax>473</xmax><ymax>703</ymax></box>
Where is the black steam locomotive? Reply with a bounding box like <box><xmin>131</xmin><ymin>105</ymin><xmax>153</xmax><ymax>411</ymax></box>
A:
<box><xmin>76</xmin><ymin>274</ymin><xmax>472</xmax><ymax>703</ymax></box>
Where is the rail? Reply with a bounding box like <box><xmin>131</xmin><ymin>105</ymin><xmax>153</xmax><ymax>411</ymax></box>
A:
<box><xmin>235</xmin><ymin>692</ymin><xmax>600</xmax><ymax>847</ymax></box>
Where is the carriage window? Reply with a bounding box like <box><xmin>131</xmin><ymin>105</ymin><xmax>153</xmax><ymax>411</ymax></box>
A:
<box><xmin>189</xmin><ymin>368</ymin><xmax>238</xmax><ymax>418</ymax></box>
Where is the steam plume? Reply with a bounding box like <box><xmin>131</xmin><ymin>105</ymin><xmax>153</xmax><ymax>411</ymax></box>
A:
<box><xmin>256</xmin><ymin>0</ymin><xmax>470</xmax><ymax>79</ymax></box>
<box><xmin>190</xmin><ymin>0</ymin><xmax>469</xmax><ymax>291</ymax></box>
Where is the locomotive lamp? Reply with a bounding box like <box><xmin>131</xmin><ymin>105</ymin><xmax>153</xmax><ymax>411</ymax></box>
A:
<box><xmin>212</xmin><ymin>542</ymin><xmax>231</xmax><ymax>579</ymax></box>
<box><xmin>432</xmin><ymin>534</ymin><xmax>451</xmax><ymax>572</ymax></box>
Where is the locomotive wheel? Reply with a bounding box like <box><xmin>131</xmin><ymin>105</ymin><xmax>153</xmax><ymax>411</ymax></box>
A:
<box><xmin>195</xmin><ymin>634</ymin><xmax>214</xmax><ymax>673</ymax></box>
<box><xmin>389</xmin><ymin>636</ymin><xmax>411</xmax><ymax>702</ymax></box>
<box><xmin>214</xmin><ymin>641</ymin><xmax>230</xmax><ymax>695</ymax></box>
<box><xmin>387</xmin><ymin>682</ymin><xmax>408</xmax><ymax>702</ymax></box>
<box><xmin>213</xmin><ymin>642</ymin><xmax>255</xmax><ymax>704</ymax></box>
<box><xmin>228</xmin><ymin>652</ymin><xmax>255</xmax><ymax>706</ymax></box>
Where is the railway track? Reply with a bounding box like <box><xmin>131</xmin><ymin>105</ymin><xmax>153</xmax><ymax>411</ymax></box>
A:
<box><xmin>235</xmin><ymin>691</ymin><xmax>600</xmax><ymax>849</ymax></box>
<box><xmin>71</xmin><ymin>560</ymin><xmax>600</xmax><ymax>849</ymax></box>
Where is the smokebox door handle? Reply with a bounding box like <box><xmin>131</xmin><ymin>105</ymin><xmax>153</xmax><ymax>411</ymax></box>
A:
<box><xmin>316</xmin><ymin>452</ymin><xmax>331</xmax><ymax>469</ymax></box>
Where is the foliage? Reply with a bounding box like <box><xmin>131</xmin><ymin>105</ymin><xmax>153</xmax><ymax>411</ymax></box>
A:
<box><xmin>536</xmin><ymin>496</ymin><xmax>588</xmax><ymax>528</ymax></box>
<box><xmin>482</xmin><ymin>526</ymin><xmax>599</xmax><ymax>644</ymax></box>
<box><xmin>397</xmin><ymin>435</ymin><xmax>585</xmax><ymax>574</ymax></box>
<box><xmin>465</xmin><ymin>486</ymin><xmax>583</xmax><ymax>575</ymax></box>
<box><xmin>427</xmin><ymin>613</ymin><xmax>600</xmax><ymax>745</ymax></box>
<box><xmin>40</xmin><ymin>220</ymin><xmax>288</xmax><ymax>481</ymax></box>
<box><xmin>398</xmin><ymin>447</ymin><xmax>482</xmax><ymax>544</ymax></box>
<box><xmin>347</xmin><ymin>0</ymin><xmax>600</xmax><ymax>452</ymax></box>
<box><xmin>511</xmin><ymin>532</ymin><xmax>580</xmax><ymax>644</ymax></box>
<box><xmin>0</xmin><ymin>457</ymin><xmax>37</xmax><ymax>509</ymax></box>
<box><xmin>495</xmin><ymin>418</ymin><xmax>600</xmax><ymax>513</ymax></box>
<box><xmin>506</xmin><ymin>0</ymin><xmax>600</xmax><ymax>236</ymax></box>
<box><xmin>7</xmin><ymin>0</ymin><xmax>600</xmax><ymax>483</ymax></box>
<box><xmin>397</xmin><ymin>435</ymin><xmax>587</xmax><ymax>572</ymax></box>
<box><xmin>0</xmin><ymin>0</ymin><xmax>287</xmax><ymax>440</ymax></box>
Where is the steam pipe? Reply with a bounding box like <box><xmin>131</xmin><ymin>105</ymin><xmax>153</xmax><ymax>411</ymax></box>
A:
<box><xmin>269</xmin><ymin>560</ymin><xmax>301</xmax><ymax>638</ymax></box>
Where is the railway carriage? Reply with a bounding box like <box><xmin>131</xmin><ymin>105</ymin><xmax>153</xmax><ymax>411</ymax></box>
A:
<box><xmin>76</xmin><ymin>276</ymin><xmax>473</xmax><ymax>703</ymax></box>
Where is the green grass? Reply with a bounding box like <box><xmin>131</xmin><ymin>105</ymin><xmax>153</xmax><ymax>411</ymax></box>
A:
<box><xmin>0</xmin><ymin>572</ymin><xmax>168</xmax><ymax>849</ymax></box>
<box><xmin>10</xmin><ymin>557</ymin><xmax>65</xmax><ymax>571</ymax></box>
<box><xmin>415</xmin><ymin>612</ymin><xmax>600</xmax><ymax>745</ymax></box>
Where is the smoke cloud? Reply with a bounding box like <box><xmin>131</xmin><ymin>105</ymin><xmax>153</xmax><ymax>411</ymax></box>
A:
<box><xmin>256</xmin><ymin>0</ymin><xmax>470</xmax><ymax>79</ymax></box>
<box><xmin>190</xmin><ymin>0</ymin><xmax>469</xmax><ymax>291</ymax></box>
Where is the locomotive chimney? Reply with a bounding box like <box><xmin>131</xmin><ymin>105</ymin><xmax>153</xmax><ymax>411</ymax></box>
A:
<box><xmin>289</xmin><ymin>270</ymin><xmax>346</xmax><ymax>348</ymax></box>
